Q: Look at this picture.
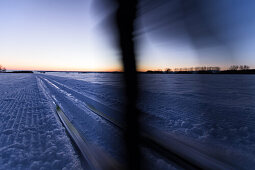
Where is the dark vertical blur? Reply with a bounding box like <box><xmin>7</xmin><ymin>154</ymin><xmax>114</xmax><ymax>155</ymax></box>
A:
<box><xmin>114</xmin><ymin>0</ymin><xmax>140</xmax><ymax>169</ymax></box>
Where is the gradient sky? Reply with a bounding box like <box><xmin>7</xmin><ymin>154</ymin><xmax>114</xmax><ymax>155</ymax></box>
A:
<box><xmin>0</xmin><ymin>0</ymin><xmax>255</xmax><ymax>71</ymax></box>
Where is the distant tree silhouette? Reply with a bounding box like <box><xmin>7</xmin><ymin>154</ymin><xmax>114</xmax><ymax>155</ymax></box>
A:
<box><xmin>172</xmin><ymin>66</ymin><xmax>220</xmax><ymax>72</ymax></box>
<box><xmin>239</xmin><ymin>65</ymin><xmax>250</xmax><ymax>70</ymax></box>
<box><xmin>229</xmin><ymin>65</ymin><xmax>250</xmax><ymax>71</ymax></box>
<box><xmin>165</xmin><ymin>68</ymin><xmax>171</xmax><ymax>73</ymax></box>
<box><xmin>229</xmin><ymin>65</ymin><xmax>239</xmax><ymax>71</ymax></box>
<box><xmin>0</xmin><ymin>65</ymin><xmax>6</xmax><ymax>72</ymax></box>
<box><xmin>243</xmin><ymin>65</ymin><xmax>250</xmax><ymax>70</ymax></box>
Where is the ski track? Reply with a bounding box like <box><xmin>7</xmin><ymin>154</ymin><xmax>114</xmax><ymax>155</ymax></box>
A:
<box><xmin>39</xmin><ymin>73</ymin><xmax>255</xmax><ymax>168</ymax></box>
<box><xmin>37</xmin><ymin>75</ymin><xmax>126</xmax><ymax>164</ymax></box>
<box><xmin>40</xmin><ymin>74</ymin><xmax>255</xmax><ymax>152</ymax></box>
<box><xmin>0</xmin><ymin>74</ymin><xmax>82</xmax><ymax>170</ymax></box>
<box><xmin>2</xmin><ymin>72</ymin><xmax>254</xmax><ymax>169</ymax></box>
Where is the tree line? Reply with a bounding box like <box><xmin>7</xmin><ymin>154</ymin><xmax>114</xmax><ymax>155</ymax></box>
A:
<box><xmin>146</xmin><ymin>65</ymin><xmax>253</xmax><ymax>74</ymax></box>
<box><xmin>229</xmin><ymin>65</ymin><xmax>249</xmax><ymax>71</ymax></box>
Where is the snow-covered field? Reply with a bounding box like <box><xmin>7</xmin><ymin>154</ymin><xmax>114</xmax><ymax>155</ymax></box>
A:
<box><xmin>0</xmin><ymin>74</ymin><xmax>82</xmax><ymax>170</ymax></box>
<box><xmin>139</xmin><ymin>74</ymin><xmax>255</xmax><ymax>148</ymax></box>
<box><xmin>1</xmin><ymin>72</ymin><xmax>255</xmax><ymax>169</ymax></box>
<box><xmin>41</xmin><ymin>72</ymin><xmax>255</xmax><ymax>168</ymax></box>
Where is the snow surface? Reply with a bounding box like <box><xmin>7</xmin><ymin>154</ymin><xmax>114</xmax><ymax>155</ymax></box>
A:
<box><xmin>1</xmin><ymin>72</ymin><xmax>255</xmax><ymax>169</ymax></box>
<box><xmin>40</xmin><ymin>72</ymin><xmax>255</xmax><ymax>169</ymax></box>
<box><xmin>0</xmin><ymin>74</ymin><xmax>82</xmax><ymax>170</ymax></box>
<box><xmin>139</xmin><ymin>74</ymin><xmax>255</xmax><ymax>151</ymax></box>
<box><xmin>37</xmin><ymin>75</ymin><xmax>126</xmax><ymax>164</ymax></box>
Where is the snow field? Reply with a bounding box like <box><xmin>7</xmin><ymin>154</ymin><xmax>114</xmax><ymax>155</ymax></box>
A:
<box><xmin>40</xmin><ymin>73</ymin><xmax>255</xmax><ymax>169</ymax></box>
<box><xmin>0</xmin><ymin>74</ymin><xmax>82</xmax><ymax>170</ymax></box>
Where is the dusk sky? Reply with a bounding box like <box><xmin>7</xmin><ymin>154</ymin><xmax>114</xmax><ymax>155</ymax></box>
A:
<box><xmin>0</xmin><ymin>0</ymin><xmax>255</xmax><ymax>71</ymax></box>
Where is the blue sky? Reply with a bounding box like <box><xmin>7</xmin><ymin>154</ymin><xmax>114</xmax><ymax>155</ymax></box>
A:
<box><xmin>0</xmin><ymin>0</ymin><xmax>254</xmax><ymax>71</ymax></box>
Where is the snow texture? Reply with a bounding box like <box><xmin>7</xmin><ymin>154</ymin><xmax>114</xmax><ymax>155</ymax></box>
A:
<box><xmin>1</xmin><ymin>72</ymin><xmax>255</xmax><ymax>169</ymax></box>
<box><xmin>0</xmin><ymin>74</ymin><xmax>82</xmax><ymax>170</ymax></box>
<box><xmin>41</xmin><ymin>72</ymin><xmax>255</xmax><ymax>169</ymax></box>
<box><xmin>37</xmin><ymin>74</ymin><xmax>126</xmax><ymax>165</ymax></box>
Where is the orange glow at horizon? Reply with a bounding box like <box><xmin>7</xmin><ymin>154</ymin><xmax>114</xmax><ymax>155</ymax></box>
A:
<box><xmin>3</xmin><ymin>63</ymin><xmax>233</xmax><ymax>72</ymax></box>
<box><xmin>5</xmin><ymin>65</ymin><xmax>123</xmax><ymax>72</ymax></box>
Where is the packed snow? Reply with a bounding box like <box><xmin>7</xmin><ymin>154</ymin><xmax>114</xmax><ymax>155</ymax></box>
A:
<box><xmin>1</xmin><ymin>72</ymin><xmax>255</xmax><ymax>169</ymax></box>
<box><xmin>40</xmin><ymin>72</ymin><xmax>255</xmax><ymax>169</ymax></box>
<box><xmin>37</xmin><ymin>75</ymin><xmax>125</xmax><ymax>164</ymax></box>
<box><xmin>0</xmin><ymin>74</ymin><xmax>82</xmax><ymax>170</ymax></box>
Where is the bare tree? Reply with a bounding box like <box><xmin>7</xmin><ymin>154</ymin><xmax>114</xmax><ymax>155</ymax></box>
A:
<box><xmin>239</xmin><ymin>65</ymin><xmax>244</xmax><ymax>70</ymax></box>
<box><xmin>165</xmin><ymin>68</ymin><xmax>171</xmax><ymax>73</ymax></box>
<box><xmin>244</xmin><ymin>65</ymin><xmax>250</xmax><ymax>70</ymax></box>
<box><xmin>229</xmin><ymin>65</ymin><xmax>239</xmax><ymax>71</ymax></box>
<box><xmin>0</xmin><ymin>65</ymin><xmax>6</xmax><ymax>72</ymax></box>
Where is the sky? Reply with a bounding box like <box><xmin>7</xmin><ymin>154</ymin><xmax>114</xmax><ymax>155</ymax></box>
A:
<box><xmin>0</xmin><ymin>0</ymin><xmax>255</xmax><ymax>71</ymax></box>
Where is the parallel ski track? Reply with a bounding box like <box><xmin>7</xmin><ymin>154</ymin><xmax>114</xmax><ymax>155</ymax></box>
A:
<box><xmin>37</xmin><ymin>75</ymin><xmax>238</xmax><ymax>170</ymax></box>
